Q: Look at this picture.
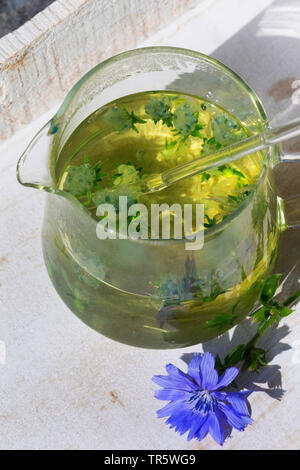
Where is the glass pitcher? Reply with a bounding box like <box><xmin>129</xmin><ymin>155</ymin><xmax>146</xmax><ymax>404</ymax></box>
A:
<box><xmin>17</xmin><ymin>47</ymin><xmax>300</xmax><ymax>349</ymax></box>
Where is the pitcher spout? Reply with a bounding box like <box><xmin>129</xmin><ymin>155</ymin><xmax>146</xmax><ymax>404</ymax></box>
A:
<box><xmin>17</xmin><ymin>120</ymin><xmax>58</xmax><ymax>193</ymax></box>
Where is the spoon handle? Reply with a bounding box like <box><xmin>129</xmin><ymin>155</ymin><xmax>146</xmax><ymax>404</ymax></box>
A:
<box><xmin>146</xmin><ymin>116</ymin><xmax>300</xmax><ymax>193</ymax></box>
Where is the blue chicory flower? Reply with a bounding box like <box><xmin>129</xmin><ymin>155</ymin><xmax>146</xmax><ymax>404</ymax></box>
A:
<box><xmin>153</xmin><ymin>352</ymin><xmax>252</xmax><ymax>446</ymax></box>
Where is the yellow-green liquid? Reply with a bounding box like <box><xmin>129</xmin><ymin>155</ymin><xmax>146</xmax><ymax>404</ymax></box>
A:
<box><xmin>57</xmin><ymin>91</ymin><xmax>262</xmax><ymax>232</ymax></box>
<box><xmin>44</xmin><ymin>91</ymin><xmax>279</xmax><ymax>348</ymax></box>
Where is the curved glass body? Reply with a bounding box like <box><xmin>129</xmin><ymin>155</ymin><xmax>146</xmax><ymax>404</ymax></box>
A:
<box><xmin>18</xmin><ymin>48</ymin><xmax>284</xmax><ymax>348</ymax></box>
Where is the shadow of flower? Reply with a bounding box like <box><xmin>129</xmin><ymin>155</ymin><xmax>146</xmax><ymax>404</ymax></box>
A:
<box><xmin>180</xmin><ymin>320</ymin><xmax>292</xmax><ymax>401</ymax></box>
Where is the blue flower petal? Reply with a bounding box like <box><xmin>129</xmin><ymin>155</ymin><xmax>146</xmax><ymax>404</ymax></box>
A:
<box><xmin>204</xmin><ymin>369</ymin><xmax>219</xmax><ymax>390</ymax></box>
<box><xmin>154</xmin><ymin>388</ymin><xmax>189</xmax><ymax>401</ymax></box>
<box><xmin>195</xmin><ymin>415</ymin><xmax>210</xmax><ymax>441</ymax></box>
<box><xmin>212</xmin><ymin>367</ymin><xmax>239</xmax><ymax>390</ymax></box>
<box><xmin>200</xmin><ymin>352</ymin><xmax>218</xmax><ymax>390</ymax></box>
<box><xmin>157</xmin><ymin>400</ymin><xmax>185</xmax><ymax>418</ymax></box>
<box><xmin>208</xmin><ymin>411</ymin><xmax>224</xmax><ymax>446</ymax></box>
<box><xmin>152</xmin><ymin>374</ymin><xmax>181</xmax><ymax>388</ymax></box>
<box><xmin>176</xmin><ymin>413</ymin><xmax>194</xmax><ymax>436</ymax></box>
<box><xmin>212</xmin><ymin>391</ymin><xmax>227</xmax><ymax>400</ymax></box>
<box><xmin>166</xmin><ymin>364</ymin><xmax>198</xmax><ymax>388</ymax></box>
<box><xmin>187</xmin><ymin>353</ymin><xmax>203</xmax><ymax>386</ymax></box>
<box><xmin>166</xmin><ymin>363</ymin><xmax>189</xmax><ymax>379</ymax></box>
<box><xmin>152</xmin><ymin>368</ymin><xmax>197</xmax><ymax>391</ymax></box>
<box><xmin>226</xmin><ymin>392</ymin><xmax>251</xmax><ymax>417</ymax></box>
<box><xmin>187</xmin><ymin>413</ymin><xmax>207</xmax><ymax>441</ymax></box>
<box><xmin>218</xmin><ymin>402</ymin><xmax>253</xmax><ymax>431</ymax></box>
<box><xmin>166</xmin><ymin>409</ymin><xmax>194</xmax><ymax>435</ymax></box>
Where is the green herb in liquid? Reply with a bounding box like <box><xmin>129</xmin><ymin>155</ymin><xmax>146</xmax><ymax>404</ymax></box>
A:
<box><xmin>57</xmin><ymin>92</ymin><xmax>261</xmax><ymax>234</ymax></box>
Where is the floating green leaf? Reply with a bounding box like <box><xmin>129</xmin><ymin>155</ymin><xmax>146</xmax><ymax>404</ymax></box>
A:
<box><xmin>103</xmin><ymin>104</ymin><xmax>146</xmax><ymax>133</ymax></box>
<box><xmin>64</xmin><ymin>162</ymin><xmax>96</xmax><ymax>196</ymax></box>
<box><xmin>201</xmin><ymin>172</ymin><xmax>211</xmax><ymax>182</ymax></box>
<box><xmin>227</xmin><ymin>189</ymin><xmax>250</xmax><ymax>207</ymax></box>
<box><xmin>173</xmin><ymin>102</ymin><xmax>199</xmax><ymax>137</ymax></box>
<box><xmin>93</xmin><ymin>184</ymin><xmax>138</xmax><ymax>212</ymax></box>
<box><xmin>204</xmin><ymin>214</ymin><xmax>219</xmax><ymax>228</ymax></box>
<box><xmin>145</xmin><ymin>96</ymin><xmax>173</xmax><ymax>127</ymax></box>
<box><xmin>212</xmin><ymin>112</ymin><xmax>246</xmax><ymax>146</ymax></box>
<box><xmin>201</xmin><ymin>136</ymin><xmax>222</xmax><ymax>156</ymax></box>
<box><xmin>112</xmin><ymin>163</ymin><xmax>142</xmax><ymax>187</ymax></box>
<box><xmin>218</xmin><ymin>165</ymin><xmax>247</xmax><ymax>180</ymax></box>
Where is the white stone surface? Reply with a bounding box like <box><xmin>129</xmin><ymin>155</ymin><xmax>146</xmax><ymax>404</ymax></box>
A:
<box><xmin>0</xmin><ymin>0</ymin><xmax>299</xmax><ymax>450</ymax></box>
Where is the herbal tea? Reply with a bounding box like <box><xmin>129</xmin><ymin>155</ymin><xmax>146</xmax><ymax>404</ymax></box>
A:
<box><xmin>44</xmin><ymin>91</ymin><xmax>279</xmax><ymax>348</ymax></box>
<box><xmin>57</xmin><ymin>92</ymin><xmax>261</xmax><ymax>234</ymax></box>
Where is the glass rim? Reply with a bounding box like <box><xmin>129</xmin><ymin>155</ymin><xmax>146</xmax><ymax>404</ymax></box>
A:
<box><xmin>55</xmin><ymin>46</ymin><xmax>269</xmax><ymax>123</ymax></box>
<box><xmin>52</xmin><ymin>46</ymin><xmax>270</xmax><ymax>243</ymax></box>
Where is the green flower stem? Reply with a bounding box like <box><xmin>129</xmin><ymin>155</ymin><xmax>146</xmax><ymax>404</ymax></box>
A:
<box><xmin>215</xmin><ymin>275</ymin><xmax>300</xmax><ymax>375</ymax></box>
